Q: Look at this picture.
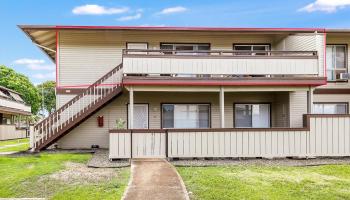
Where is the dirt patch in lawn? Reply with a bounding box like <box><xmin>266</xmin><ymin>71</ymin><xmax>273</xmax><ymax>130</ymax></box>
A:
<box><xmin>46</xmin><ymin>162</ymin><xmax>116</xmax><ymax>184</ymax></box>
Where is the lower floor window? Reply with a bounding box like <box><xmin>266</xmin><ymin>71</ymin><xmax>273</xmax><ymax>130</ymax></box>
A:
<box><xmin>313</xmin><ymin>103</ymin><xmax>348</xmax><ymax>114</ymax></box>
<box><xmin>162</xmin><ymin>104</ymin><xmax>210</xmax><ymax>128</ymax></box>
<box><xmin>0</xmin><ymin>113</ymin><xmax>13</xmax><ymax>125</ymax></box>
<box><xmin>235</xmin><ymin>104</ymin><xmax>271</xmax><ymax>128</ymax></box>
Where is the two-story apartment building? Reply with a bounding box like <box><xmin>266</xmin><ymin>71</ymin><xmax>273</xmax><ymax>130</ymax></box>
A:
<box><xmin>20</xmin><ymin>25</ymin><xmax>350</xmax><ymax>159</ymax></box>
<box><xmin>0</xmin><ymin>86</ymin><xmax>31</xmax><ymax>140</ymax></box>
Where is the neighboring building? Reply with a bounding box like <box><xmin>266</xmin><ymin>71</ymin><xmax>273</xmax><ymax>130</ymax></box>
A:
<box><xmin>20</xmin><ymin>25</ymin><xmax>350</xmax><ymax>158</ymax></box>
<box><xmin>0</xmin><ymin>86</ymin><xmax>31</xmax><ymax>140</ymax></box>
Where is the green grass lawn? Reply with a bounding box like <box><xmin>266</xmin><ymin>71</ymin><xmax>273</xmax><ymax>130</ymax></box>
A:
<box><xmin>0</xmin><ymin>153</ymin><xmax>130</xmax><ymax>200</ymax></box>
<box><xmin>0</xmin><ymin>138</ymin><xmax>29</xmax><ymax>152</ymax></box>
<box><xmin>178</xmin><ymin>165</ymin><xmax>350</xmax><ymax>200</ymax></box>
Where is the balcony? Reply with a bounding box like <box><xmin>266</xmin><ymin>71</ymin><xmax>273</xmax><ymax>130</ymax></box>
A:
<box><xmin>123</xmin><ymin>49</ymin><xmax>319</xmax><ymax>77</ymax></box>
<box><xmin>0</xmin><ymin>97</ymin><xmax>31</xmax><ymax>114</ymax></box>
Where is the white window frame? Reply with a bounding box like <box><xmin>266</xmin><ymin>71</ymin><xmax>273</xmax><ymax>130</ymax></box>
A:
<box><xmin>326</xmin><ymin>44</ymin><xmax>348</xmax><ymax>82</ymax></box>
<box><xmin>234</xmin><ymin>103</ymin><xmax>271</xmax><ymax>128</ymax></box>
<box><xmin>126</xmin><ymin>42</ymin><xmax>148</xmax><ymax>55</ymax></box>
<box><xmin>313</xmin><ymin>103</ymin><xmax>348</xmax><ymax>114</ymax></box>
<box><xmin>161</xmin><ymin>103</ymin><xmax>211</xmax><ymax>129</ymax></box>
<box><xmin>233</xmin><ymin>44</ymin><xmax>270</xmax><ymax>56</ymax></box>
<box><xmin>160</xmin><ymin>43</ymin><xmax>210</xmax><ymax>55</ymax></box>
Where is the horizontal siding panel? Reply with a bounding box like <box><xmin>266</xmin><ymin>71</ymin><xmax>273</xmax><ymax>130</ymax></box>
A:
<box><xmin>123</xmin><ymin>57</ymin><xmax>318</xmax><ymax>75</ymax></box>
<box><xmin>59</xmin><ymin>30</ymin><xmax>322</xmax><ymax>87</ymax></box>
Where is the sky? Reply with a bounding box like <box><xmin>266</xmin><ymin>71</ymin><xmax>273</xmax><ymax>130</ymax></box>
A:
<box><xmin>1</xmin><ymin>0</ymin><xmax>350</xmax><ymax>85</ymax></box>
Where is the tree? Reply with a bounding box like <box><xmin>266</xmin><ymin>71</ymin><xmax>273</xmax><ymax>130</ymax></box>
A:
<box><xmin>0</xmin><ymin>65</ymin><xmax>41</xmax><ymax>114</ymax></box>
<box><xmin>37</xmin><ymin>81</ymin><xmax>56</xmax><ymax>114</ymax></box>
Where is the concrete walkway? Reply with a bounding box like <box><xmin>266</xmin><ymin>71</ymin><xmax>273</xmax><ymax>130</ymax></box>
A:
<box><xmin>122</xmin><ymin>158</ymin><xmax>189</xmax><ymax>200</ymax></box>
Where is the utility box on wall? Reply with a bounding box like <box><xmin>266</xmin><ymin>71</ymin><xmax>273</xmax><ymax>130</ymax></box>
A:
<box><xmin>97</xmin><ymin>116</ymin><xmax>104</xmax><ymax>127</ymax></box>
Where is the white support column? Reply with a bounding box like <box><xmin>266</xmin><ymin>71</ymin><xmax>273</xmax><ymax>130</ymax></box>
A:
<box><xmin>220</xmin><ymin>86</ymin><xmax>225</xmax><ymax>128</ymax></box>
<box><xmin>307</xmin><ymin>86</ymin><xmax>314</xmax><ymax>114</ymax></box>
<box><xmin>129</xmin><ymin>86</ymin><xmax>134</xmax><ymax>129</ymax></box>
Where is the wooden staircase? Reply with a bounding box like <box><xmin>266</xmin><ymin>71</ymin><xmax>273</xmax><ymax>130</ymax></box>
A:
<box><xmin>33</xmin><ymin>64</ymin><xmax>123</xmax><ymax>151</ymax></box>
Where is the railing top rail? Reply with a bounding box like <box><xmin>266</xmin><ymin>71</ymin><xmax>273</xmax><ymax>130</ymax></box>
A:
<box><xmin>123</xmin><ymin>49</ymin><xmax>318</xmax><ymax>56</ymax></box>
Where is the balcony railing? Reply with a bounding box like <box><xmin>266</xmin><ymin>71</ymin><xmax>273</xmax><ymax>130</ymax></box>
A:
<box><xmin>123</xmin><ymin>49</ymin><xmax>319</xmax><ymax>76</ymax></box>
<box><xmin>0</xmin><ymin>97</ymin><xmax>31</xmax><ymax>113</ymax></box>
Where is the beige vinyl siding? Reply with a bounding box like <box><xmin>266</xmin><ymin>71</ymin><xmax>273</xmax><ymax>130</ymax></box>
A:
<box><xmin>318</xmin><ymin>34</ymin><xmax>350</xmax><ymax>89</ymax></box>
<box><xmin>56</xmin><ymin>94</ymin><xmax>75</xmax><ymax>108</ymax></box>
<box><xmin>58</xmin><ymin>31</ymin><xmax>123</xmax><ymax>86</ymax></box>
<box><xmin>57</xmin><ymin>91</ymin><xmax>295</xmax><ymax>149</ymax></box>
<box><xmin>273</xmin><ymin>92</ymin><xmax>290</xmax><ymax>127</ymax></box>
<box><xmin>57</xmin><ymin>93</ymin><xmax>128</xmax><ymax>149</ymax></box>
<box><xmin>110</xmin><ymin>116</ymin><xmax>350</xmax><ymax>158</ymax></box>
<box><xmin>314</xmin><ymin>94</ymin><xmax>350</xmax><ymax>114</ymax></box>
<box><xmin>58</xmin><ymin>30</ymin><xmax>298</xmax><ymax>87</ymax></box>
<box><xmin>123</xmin><ymin>56</ymin><xmax>318</xmax><ymax>75</ymax></box>
<box><xmin>289</xmin><ymin>91</ymin><xmax>308</xmax><ymax>128</ymax></box>
<box><xmin>274</xmin><ymin>33</ymin><xmax>325</xmax><ymax>77</ymax></box>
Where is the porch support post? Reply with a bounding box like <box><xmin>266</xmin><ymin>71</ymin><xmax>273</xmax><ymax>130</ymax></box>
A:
<box><xmin>129</xmin><ymin>86</ymin><xmax>134</xmax><ymax>129</ymax></box>
<box><xmin>220</xmin><ymin>86</ymin><xmax>225</xmax><ymax>128</ymax></box>
<box><xmin>307</xmin><ymin>86</ymin><xmax>314</xmax><ymax>114</ymax></box>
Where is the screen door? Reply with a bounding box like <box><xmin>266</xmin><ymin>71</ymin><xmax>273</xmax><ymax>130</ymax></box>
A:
<box><xmin>128</xmin><ymin>104</ymin><xmax>149</xmax><ymax>129</ymax></box>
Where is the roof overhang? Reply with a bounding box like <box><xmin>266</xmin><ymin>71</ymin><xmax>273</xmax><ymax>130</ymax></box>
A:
<box><xmin>19</xmin><ymin>25</ymin><xmax>57</xmax><ymax>62</ymax></box>
<box><xmin>326</xmin><ymin>29</ymin><xmax>350</xmax><ymax>33</ymax></box>
<box><xmin>19</xmin><ymin>25</ymin><xmax>325</xmax><ymax>32</ymax></box>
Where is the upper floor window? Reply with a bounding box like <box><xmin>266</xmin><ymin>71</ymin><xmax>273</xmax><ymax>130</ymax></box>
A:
<box><xmin>326</xmin><ymin>45</ymin><xmax>347</xmax><ymax>81</ymax></box>
<box><xmin>233</xmin><ymin>44</ymin><xmax>270</xmax><ymax>55</ymax></box>
<box><xmin>126</xmin><ymin>42</ymin><xmax>148</xmax><ymax>55</ymax></box>
<box><xmin>313</xmin><ymin>103</ymin><xmax>348</xmax><ymax>114</ymax></box>
<box><xmin>160</xmin><ymin>43</ymin><xmax>210</xmax><ymax>55</ymax></box>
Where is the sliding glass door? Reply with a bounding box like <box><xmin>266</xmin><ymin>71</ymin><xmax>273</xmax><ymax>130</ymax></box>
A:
<box><xmin>162</xmin><ymin>104</ymin><xmax>210</xmax><ymax>128</ymax></box>
<box><xmin>235</xmin><ymin>104</ymin><xmax>270</xmax><ymax>128</ymax></box>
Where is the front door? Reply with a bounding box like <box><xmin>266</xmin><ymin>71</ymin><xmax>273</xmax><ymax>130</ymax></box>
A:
<box><xmin>128</xmin><ymin>104</ymin><xmax>149</xmax><ymax>129</ymax></box>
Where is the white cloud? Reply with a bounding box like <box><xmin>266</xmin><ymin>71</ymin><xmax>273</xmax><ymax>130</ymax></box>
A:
<box><xmin>14</xmin><ymin>58</ymin><xmax>45</xmax><ymax>65</ymax></box>
<box><xmin>32</xmin><ymin>72</ymin><xmax>55</xmax><ymax>80</ymax></box>
<box><xmin>72</xmin><ymin>4</ymin><xmax>129</xmax><ymax>15</ymax></box>
<box><xmin>26</xmin><ymin>64</ymin><xmax>55</xmax><ymax>71</ymax></box>
<box><xmin>299</xmin><ymin>0</ymin><xmax>350</xmax><ymax>13</ymax></box>
<box><xmin>158</xmin><ymin>6</ymin><xmax>188</xmax><ymax>15</ymax></box>
<box><xmin>117</xmin><ymin>13</ymin><xmax>142</xmax><ymax>21</ymax></box>
<box><xmin>14</xmin><ymin>58</ymin><xmax>55</xmax><ymax>71</ymax></box>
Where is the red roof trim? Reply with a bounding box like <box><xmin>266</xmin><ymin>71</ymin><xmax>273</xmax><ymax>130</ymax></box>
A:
<box><xmin>49</xmin><ymin>25</ymin><xmax>326</xmax><ymax>32</ymax></box>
